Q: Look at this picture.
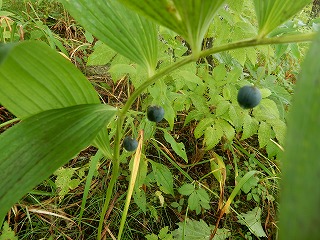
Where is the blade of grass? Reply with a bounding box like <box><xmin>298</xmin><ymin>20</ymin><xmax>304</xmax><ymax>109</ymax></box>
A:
<box><xmin>79</xmin><ymin>149</ymin><xmax>104</xmax><ymax>222</ymax></box>
<box><xmin>117</xmin><ymin>130</ymin><xmax>144</xmax><ymax>239</ymax></box>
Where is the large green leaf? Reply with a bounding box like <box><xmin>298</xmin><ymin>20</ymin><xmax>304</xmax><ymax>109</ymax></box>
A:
<box><xmin>279</xmin><ymin>30</ymin><xmax>320</xmax><ymax>239</ymax></box>
<box><xmin>0</xmin><ymin>41</ymin><xmax>111</xmax><ymax>155</ymax></box>
<box><xmin>0</xmin><ymin>41</ymin><xmax>99</xmax><ymax>118</ymax></box>
<box><xmin>253</xmin><ymin>0</ymin><xmax>312</xmax><ymax>37</ymax></box>
<box><xmin>60</xmin><ymin>0</ymin><xmax>158</xmax><ymax>75</ymax></box>
<box><xmin>0</xmin><ymin>104</ymin><xmax>116</xmax><ymax>224</ymax></box>
<box><xmin>118</xmin><ymin>0</ymin><xmax>225</xmax><ymax>54</ymax></box>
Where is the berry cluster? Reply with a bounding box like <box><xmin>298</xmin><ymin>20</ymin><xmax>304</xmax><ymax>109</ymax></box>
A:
<box><xmin>123</xmin><ymin>105</ymin><xmax>165</xmax><ymax>152</ymax></box>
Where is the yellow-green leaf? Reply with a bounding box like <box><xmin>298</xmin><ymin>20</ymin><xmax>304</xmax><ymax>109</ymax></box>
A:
<box><xmin>61</xmin><ymin>0</ymin><xmax>158</xmax><ymax>75</ymax></box>
<box><xmin>253</xmin><ymin>0</ymin><xmax>312</xmax><ymax>37</ymax></box>
<box><xmin>119</xmin><ymin>0</ymin><xmax>226</xmax><ymax>54</ymax></box>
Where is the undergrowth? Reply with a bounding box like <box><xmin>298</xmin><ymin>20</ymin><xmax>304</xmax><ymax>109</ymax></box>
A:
<box><xmin>0</xmin><ymin>0</ymin><xmax>318</xmax><ymax>239</ymax></box>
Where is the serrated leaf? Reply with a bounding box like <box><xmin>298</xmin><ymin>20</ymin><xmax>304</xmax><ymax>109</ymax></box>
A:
<box><xmin>216</xmin><ymin>118</ymin><xmax>235</xmax><ymax>141</ymax></box>
<box><xmin>0</xmin><ymin>104</ymin><xmax>116</xmax><ymax>222</ymax></box>
<box><xmin>197</xmin><ymin>188</ymin><xmax>210</xmax><ymax>205</ymax></box>
<box><xmin>241</xmin><ymin>114</ymin><xmax>259</xmax><ymax>140</ymax></box>
<box><xmin>241</xmin><ymin>176</ymin><xmax>259</xmax><ymax>194</ymax></box>
<box><xmin>178</xmin><ymin>183</ymin><xmax>195</xmax><ymax>196</ymax></box>
<box><xmin>87</xmin><ymin>41</ymin><xmax>117</xmax><ymax>66</ymax></box>
<box><xmin>222</xmin><ymin>86</ymin><xmax>231</xmax><ymax>100</ymax></box>
<box><xmin>194</xmin><ymin>117</ymin><xmax>215</xmax><ymax>139</ymax></box>
<box><xmin>54</xmin><ymin>167</ymin><xmax>78</xmax><ymax>201</ymax></box>
<box><xmin>238</xmin><ymin>207</ymin><xmax>267</xmax><ymax>237</ymax></box>
<box><xmin>184</xmin><ymin>110</ymin><xmax>205</xmax><ymax>126</ymax></box>
<box><xmin>176</xmin><ymin>70</ymin><xmax>204</xmax><ymax>86</ymax></box>
<box><xmin>163</xmin><ymin>130</ymin><xmax>188</xmax><ymax>163</ymax></box>
<box><xmin>258</xmin><ymin>121</ymin><xmax>272</xmax><ymax>148</ymax></box>
<box><xmin>216</xmin><ymin>100</ymin><xmax>230</xmax><ymax>116</ymax></box>
<box><xmin>260</xmin><ymin>88</ymin><xmax>272</xmax><ymax>98</ymax></box>
<box><xmin>134</xmin><ymin>190</ymin><xmax>147</xmax><ymax>214</ymax></box>
<box><xmin>230</xmin><ymin>48</ymin><xmax>247</xmax><ymax>66</ymax></box>
<box><xmin>253</xmin><ymin>99</ymin><xmax>280</xmax><ymax>121</ymax></box>
<box><xmin>228</xmin><ymin>105</ymin><xmax>240</xmax><ymax>128</ymax></box>
<box><xmin>0</xmin><ymin>222</ymin><xmax>18</xmax><ymax>240</ymax></box>
<box><xmin>61</xmin><ymin>0</ymin><xmax>158</xmax><ymax>75</ymax></box>
<box><xmin>268</xmin><ymin>119</ymin><xmax>287</xmax><ymax>145</ymax></box>
<box><xmin>213</xmin><ymin>64</ymin><xmax>227</xmax><ymax>83</ymax></box>
<box><xmin>172</xmin><ymin>219</ymin><xmax>230</xmax><ymax>240</ymax></box>
<box><xmin>204</xmin><ymin>125</ymin><xmax>224</xmax><ymax>149</ymax></box>
<box><xmin>119</xmin><ymin>0</ymin><xmax>225</xmax><ymax>54</ymax></box>
<box><xmin>108</xmin><ymin>63</ymin><xmax>137</xmax><ymax>82</ymax></box>
<box><xmin>253</xmin><ymin>0</ymin><xmax>311</xmax><ymax>37</ymax></box>
<box><xmin>150</xmin><ymin>161</ymin><xmax>174</xmax><ymax>195</ymax></box>
<box><xmin>188</xmin><ymin>192</ymin><xmax>201</xmax><ymax>214</ymax></box>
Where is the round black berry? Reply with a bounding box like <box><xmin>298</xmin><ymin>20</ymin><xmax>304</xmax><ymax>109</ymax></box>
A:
<box><xmin>237</xmin><ymin>85</ymin><xmax>262</xmax><ymax>109</ymax></box>
<box><xmin>147</xmin><ymin>105</ymin><xmax>165</xmax><ymax>122</ymax></box>
<box><xmin>123</xmin><ymin>136</ymin><xmax>138</xmax><ymax>152</ymax></box>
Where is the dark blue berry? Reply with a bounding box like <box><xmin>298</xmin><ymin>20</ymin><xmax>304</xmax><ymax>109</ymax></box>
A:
<box><xmin>147</xmin><ymin>106</ymin><xmax>165</xmax><ymax>122</ymax></box>
<box><xmin>237</xmin><ymin>85</ymin><xmax>262</xmax><ymax>109</ymax></box>
<box><xmin>123</xmin><ymin>136</ymin><xmax>138</xmax><ymax>151</ymax></box>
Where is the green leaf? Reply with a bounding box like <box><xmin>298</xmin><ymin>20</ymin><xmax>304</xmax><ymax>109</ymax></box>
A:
<box><xmin>197</xmin><ymin>188</ymin><xmax>210</xmax><ymax>209</ymax></box>
<box><xmin>178</xmin><ymin>183</ymin><xmax>195</xmax><ymax>196</ymax></box>
<box><xmin>0</xmin><ymin>41</ymin><xmax>99</xmax><ymax>118</ymax></box>
<box><xmin>253</xmin><ymin>0</ymin><xmax>311</xmax><ymax>37</ymax></box>
<box><xmin>216</xmin><ymin>118</ymin><xmax>235</xmax><ymax>141</ymax></box>
<box><xmin>188</xmin><ymin>192</ymin><xmax>201</xmax><ymax>214</ymax></box>
<box><xmin>222</xmin><ymin>171</ymin><xmax>257</xmax><ymax>213</ymax></box>
<box><xmin>268</xmin><ymin>119</ymin><xmax>286</xmax><ymax>145</ymax></box>
<box><xmin>238</xmin><ymin>207</ymin><xmax>267</xmax><ymax>237</ymax></box>
<box><xmin>204</xmin><ymin>125</ymin><xmax>224</xmax><ymax>149</ymax></box>
<box><xmin>253</xmin><ymin>99</ymin><xmax>280</xmax><ymax>121</ymax></box>
<box><xmin>172</xmin><ymin>219</ymin><xmax>230</xmax><ymax>240</ymax></box>
<box><xmin>163</xmin><ymin>130</ymin><xmax>188</xmax><ymax>163</ymax></box>
<box><xmin>194</xmin><ymin>117</ymin><xmax>215</xmax><ymax>139</ymax></box>
<box><xmin>145</xmin><ymin>234</ymin><xmax>158</xmax><ymax>240</ymax></box>
<box><xmin>216</xmin><ymin>100</ymin><xmax>230</xmax><ymax>116</ymax></box>
<box><xmin>87</xmin><ymin>41</ymin><xmax>117</xmax><ymax>66</ymax></box>
<box><xmin>228</xmin><ymin>105</ymin><xmax>240</xmax><ymax>128</ymax></box>
<box><xmin>0</xmin><ymin>41</ymin><xmax>112</xmax><ymax>160</ymax></box>
<box><xmin>241</xmin><ymin>176</ymin><xmax>259</xmax><ymax>194</ymax></box>
<box><xmin>0</xmin><ymin>222</ymin><xmax>18</xmax><ymax>240</ymax></box>
<box><xmin>279</xmin><ymin>29</ymin><xmax>320</xmax><ymax>240</ymax></box>
<box><xmin>119</xmin><ymin>0</ymin><xmax>226</xmax><ymax>54</ymax></box>
<box><xmin>150</xmin><ymin>161</ymin><xmax>174</xmax><ymax>195</ymax></box>
<box><xmin>61</xmin><ymin>0</ymin><xmax>158</xmax><ymax>75</ymax></box>
<box><xmin>54</xmin><ymin>167</ymin><xmax>79</xmax><ymax>201</ymax></box>
<box><xmin>0</xmin><ymin>104</ymin><xmax>116</xmax><ymax>223</ymax></box>
<box><xmin>241</xmin><ymin>114</ymin><xmax>259</xmax><ymax>140</ymax></box>
<box><xmin>258</xmin><ymin>121</ymin><xmax>272</xmax><ymax>148</ymax></box>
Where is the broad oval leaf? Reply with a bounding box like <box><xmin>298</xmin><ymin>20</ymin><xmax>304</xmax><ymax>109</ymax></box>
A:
<box><xmin>119</xmin><ymin>0</ymin><xmax>225</xmax><ymax>54</ymax></box>
<box><xmin>60</xmin><ymin>0</ymin><xmax>158</xmax><ymax>75</ymax></box>
<box><xmin>253</xmin><ymin>0</ymin><xmax>312</xmax><ymax>37</ymax></box>
<box><xmin>0</xmin><ymin>41</ymin><xmax>111</xmax><ymax>156</ymax></box>
<box><xmin>0</xmin><ymin>41</ymin><xmax>99</xmax><ymax>118</ymax></box>
<box><xmin>0</xmin><ymin>104</ymin><xmax>116</xmax><ymax>224</ymax></box>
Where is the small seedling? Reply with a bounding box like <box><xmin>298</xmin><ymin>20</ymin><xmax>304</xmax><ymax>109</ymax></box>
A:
<box><xmin>237</xmin><ymin>85</ymin><xmax>262</xmax><ymax>109</ymax></box>
<box><xmin>123</xmin><ymin>136</ymin><xmax>138</xmax><ymax>151</ymax></box>
<box><xmin>147</xmin><ymin>105</ymin><xmax>165</xmax><ymax>122</ymax></box>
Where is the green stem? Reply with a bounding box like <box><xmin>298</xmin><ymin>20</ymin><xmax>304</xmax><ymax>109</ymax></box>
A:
<box><xmin>97</xmin><ymin>117</ymin><xmax>122</xmax><ymax>240</ymax></box>
<box><xmin>0</xmin><ymin>118</ymin><xmax>20</xmax><ymax>129</ymax></box>
<box><xmin>199</xmin><ymin>32</ymin><xmax>316</xmax><ymax>59</ymax></box>
<box><xmin>96</xmin><ymin>32</ymin><xmax>315</xmax><ymax>239</ymax></box>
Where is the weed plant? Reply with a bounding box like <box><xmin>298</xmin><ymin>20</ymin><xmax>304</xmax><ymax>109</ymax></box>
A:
<box><xmin>0</xmin><ymin>1</ymin><xmax>319</xmax><ymax>240</ymax></box>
